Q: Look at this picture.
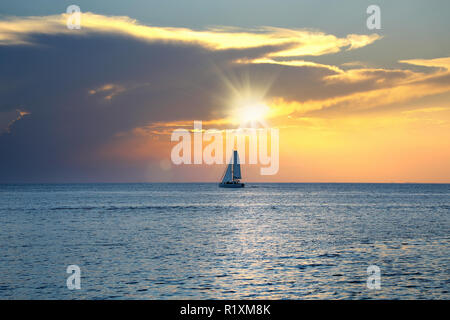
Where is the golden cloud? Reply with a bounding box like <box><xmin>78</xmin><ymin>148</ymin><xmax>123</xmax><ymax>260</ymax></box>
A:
<box><xmin>0</xmin><ymin>13</ymin><xmax>380</xmax><ymax>59</ymax></box>
<box><xmin>88</xmin><ymin>83</ymin><xmax>126</xmax><ymax>100</ymax></box>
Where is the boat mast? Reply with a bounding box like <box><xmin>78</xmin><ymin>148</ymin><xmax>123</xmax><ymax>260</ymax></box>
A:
<box><xmin>231</xmin><ymin>154</ymin><xmax>234</xmax><ymax>182</ymax></box>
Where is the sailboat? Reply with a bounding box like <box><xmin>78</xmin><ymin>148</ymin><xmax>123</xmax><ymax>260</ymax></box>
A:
<box><xmin>219</xmin><ymin>150</ymin><xmax>245</xmax><ymax>188</ymax></box>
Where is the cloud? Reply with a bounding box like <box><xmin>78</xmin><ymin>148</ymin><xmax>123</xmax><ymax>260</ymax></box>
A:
<box><xmin>399</xmin><ymin>57</ymin><xmax>450</xmax><ymax>70</ymax></box>
<box><xmin>0</xmin><ymin>13</ymin><xmax>380</xmax><ymax>58</ymax></box>
<box><xmin>88</xmin><ymin>83</ymin><xmax>125</xmax><ymax>100</ymax></box>
<box><xmin>269</xmin><ymin>58</ymin><xmax>450</xmax><ymax>119</ymax></box>
<box><xmin>402</xmin><ymin>106</ymin><xmax>449</xmax><ymax>115</ymax></box>
<box><xmin>0</xmin><ymin>109</ymin><xmax>30</xmax><ymax>133</ymax></box>
<box><xmin>0</xmin><ymin>13</ymin><xmax>448</xmax><ymax>182</ymax></box>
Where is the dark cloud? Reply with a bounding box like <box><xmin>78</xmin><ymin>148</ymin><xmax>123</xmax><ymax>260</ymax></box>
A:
<box><xmin>0</xmin><ymin>27</ymin><xmax>442</xmax><ymax>182</ymax></box>
<box><xmin>0</xmin><ymin>32</ymin><xmax>304</xmax><ymax>181</ymax></box>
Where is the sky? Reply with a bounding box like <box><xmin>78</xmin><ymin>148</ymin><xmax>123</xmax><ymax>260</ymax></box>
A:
<box><xmin>0</xmin><ymin>1</ymin><xmax>449</xmax><ymax>183</ymax></box>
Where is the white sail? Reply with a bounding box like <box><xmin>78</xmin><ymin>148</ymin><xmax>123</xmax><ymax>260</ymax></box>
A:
<box><xmin>233</xmin><ymin>150</ymin><xmax>241</xmax><ymax>179</ymax></box>
<box><xmin>221</xmin><ymin>163</ymin><xmax>232</xmax><ymax>183</ymax></box>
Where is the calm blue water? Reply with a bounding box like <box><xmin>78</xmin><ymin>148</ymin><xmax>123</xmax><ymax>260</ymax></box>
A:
<box><xmin>0</xmin><ymin>183</ymin><xmax>449</xmax><ymax>299</ymax></box>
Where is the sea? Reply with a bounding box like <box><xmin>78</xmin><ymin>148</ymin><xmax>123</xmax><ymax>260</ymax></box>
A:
<box><xmin>0</xmin><ymin>183</ymin><xmax>448</xmax><ymax>299</ymax></box>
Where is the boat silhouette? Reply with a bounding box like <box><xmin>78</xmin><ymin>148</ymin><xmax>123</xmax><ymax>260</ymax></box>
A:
<box><xmin>219</xmin><ymin>150</ymin><xmax>245</xmax><ymax>188</ymax></box>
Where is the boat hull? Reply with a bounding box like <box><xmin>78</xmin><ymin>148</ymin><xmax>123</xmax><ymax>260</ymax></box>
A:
<box><xmin>219</xmin><ymin>183</ymin><xmax>245</xmax><ymax>188</ymax></box>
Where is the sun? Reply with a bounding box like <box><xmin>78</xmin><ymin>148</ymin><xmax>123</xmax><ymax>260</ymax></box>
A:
<box><xmin>236</xmin><ymin>99</ymin><xmax>270</xmax><ymax>128</ymax></box>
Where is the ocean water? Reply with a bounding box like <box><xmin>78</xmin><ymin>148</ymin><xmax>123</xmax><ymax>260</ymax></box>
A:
<box><xmin>0</xmin><ymin>183</ymin><xmax>448</xmax><ymax>300</ymax></box>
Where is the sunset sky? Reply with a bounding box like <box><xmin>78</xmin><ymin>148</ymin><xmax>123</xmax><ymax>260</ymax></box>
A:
<box><xmin>0</xmin><ymin>0</ymin><xmax>449</xmax><ymax>182</ymax></box>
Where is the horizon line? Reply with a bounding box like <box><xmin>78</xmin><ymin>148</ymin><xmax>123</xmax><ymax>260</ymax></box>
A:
<box><xmin>1</xmin><ymin>181</ymin><xmax>450</xmax><ymax>185</ymax></box>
